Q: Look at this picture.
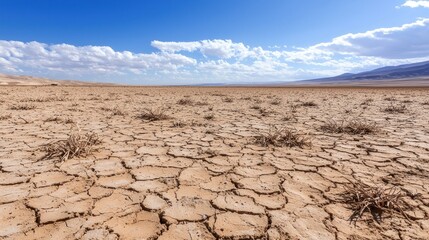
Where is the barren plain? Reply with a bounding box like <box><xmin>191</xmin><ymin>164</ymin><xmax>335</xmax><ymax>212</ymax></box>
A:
<box><xmin>0</xmin><ymin>86</ymin><xmax>428</xmax><ymax>240</ymax></box>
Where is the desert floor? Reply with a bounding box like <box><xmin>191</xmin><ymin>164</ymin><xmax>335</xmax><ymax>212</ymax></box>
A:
<box><xmin>0</xmin><ymin>86</ymin><xmax>428</xmax><ymax>240</ymax></box>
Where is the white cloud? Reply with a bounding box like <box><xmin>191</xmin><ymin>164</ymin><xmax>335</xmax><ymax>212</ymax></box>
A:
<box><xmin>311</xmin><ymin>18</ymin><xmax>429</xmax><ymax>59</ymax></box>
<box><xmin>0</xmin><ymin>40</ymin><xmax>196</xmax><ymax>75</ymax></box>
<box><xmin>1</xmin><ymin>18</ymin><xmax>429</xmax><ymax>84</ymax></box>
<box><xmin>401</xmin><ymin>0</ymin><xmax>429</xmax><ymax>8</ymax></box>
<box><xmin>152</xmin><ymin>39</ymin><xmax>253</xmax><ymax>59</ymax></box>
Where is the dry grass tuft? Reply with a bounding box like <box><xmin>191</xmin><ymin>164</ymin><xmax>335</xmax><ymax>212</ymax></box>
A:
<box><xmin>0</xmin><ymin>114</ymin><xmax>11</xmax><ymax>120</ymax></box>
<box><xmin>172</xmin><ymin>120</ymin><xmax>187</xmax><ymax>128</ymax></box>
<box><xmin>10</xmin><ymin>104</ymin><xmax>36</xmax><ymax>110</ymax></box>
<box><xmin>177</xmin><ymin>98</ymin><xmax>194</xmax><ymax>105</ymax></box>
<box><xmin>320</xmin><ymin>119</ymin><xmax>379</xmax><ymax>135</ymax></box>
<box><xmin>40</xmin><ymin>129</ymin><xmax>101</xmax><ymax>161</ymax></box>
<box><xmin>138</xmin><ymin>108</ymin><xmax>171</xmax><ymax>121</ymax></box>
<box><xmin>341</xmin><ymin>181</ymin><xmax>419</xmax><ymax>223</ymax></box>
<box><xmin>194</xmin><ymin>101</ymin><xmax>209</xmax><ymax>106</ymax></box>
<box><xmin>223</xmin><ymin>97</ymin><xmax>234</xmax><ymax>103</ymax></box>
<box><xmin>21</xmin><ymin>96</ymin><xmax>67</xmax><ymax>102</ymax></box>
<box><xmin>204</xmin><ymin>114</ymin><xmax>215</xmax><ymax>120</ymax></box>
<box><xmin>254</xmin><ymin>127</ymin><xmax>311</xmax><ymax>148</ymax></box>
<box><xmin>270</xmin><ymin>99</ymin><xmax>282</xmax><ymax>105</ymax></box>
<box><xmin>250</xmin><ymin>104</ymin><xmax>261</xmax><ymax>110</ymax></box>
<box><xmin>384</xmin><ymin>103</ymin><xmax>407</xmax><ymax>114</ymax></box>
<box><xmin>300</xmin><ymin>101</ymin><xmax>317</xmax><ymax>107</ymax></box>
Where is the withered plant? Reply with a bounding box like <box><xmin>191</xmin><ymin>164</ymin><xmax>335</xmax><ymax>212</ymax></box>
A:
<box><xmin>300</xmin><ymin>101</ymin><xmax>317</xmax><ymax>107</ymax></box>
<box><xmin>40</xmin><ymin>128</ymin><xmax>101</xmax><ymax>161</ymax></box>
<box><xmin>384</xmin><ymin>103</ymin><xmax>407</xmax><ymax>114</ymax></box>
<box><xmin>254</xmin><ymin>127</ymin><xmax>311</xmax><ymax>148</ymax></box>
<box><xmin>0</xmin><ymin>114</ymin><xmax>11</xmax><ymax>120</ymax></box>
<box><xmin>320</xmin><ymin>119</ymin><xmax>379</xmax><ymax>135</ymax></box>
<box><xmin>341</xmin><ymin>181</ymin><xmax>419</xmax><ymax>223</ymax></box>
<box><xmin>10</xmin><ymin>104</ymin><xmax>36</xmax><ymax>110</ymax></box>
<box><xmin>177</xmin><ymin>98</ymin><xmax>194</xmax><ymax>105</ymax></box>
<box><xmin>138</xmin><ymin>108</ymin><xmax>171</xmax><ymax>121</ymax></box>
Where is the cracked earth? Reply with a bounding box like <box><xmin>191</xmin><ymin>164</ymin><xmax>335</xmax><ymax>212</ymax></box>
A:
<box><xmin>0</xmin><ymin>86</ymin><xmax>428</xmax><ymax>240</ymax></box>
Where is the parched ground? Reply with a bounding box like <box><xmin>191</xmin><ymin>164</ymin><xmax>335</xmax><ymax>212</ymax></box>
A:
<box><xmin>0</xmin><ymin>86</ymin><xmax>428</xmax><ymax>240</ymax></box>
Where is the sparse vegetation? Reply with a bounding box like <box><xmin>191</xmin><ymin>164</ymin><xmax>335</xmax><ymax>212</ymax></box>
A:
<box><xmin>282</xmin><ymin>112</ymin><xmax>297</xmax><ymax>122</ymax></box>
<box><xmin>250</xmin><ymin>104</ymin><xmax>261</xmax><ymax>110</ymax></box>
<box><xmin>384</xmin><ymin>103</ymin><xmax>407</xmax><ymax>113</ymax></box>
<box><xmin>0</xmin><ymin>114</ymin><xmax>11</xmax><ymax>120</ymax></box>
<box><xmin>138</xmin><ymin>108</ymin><xmax>171</xmax><ymax>121</ymax></box>
<box><xmin>384</xmin><ymin>97</ymin><xmax>396</xmax><ymax>101</ymax></box>
<box><xmin>300</xmin><ymin>101</ymin><xmax>317</xmax><ymax>107</ymax></box>
<box><xmin>172</xmin><ymin>120</ymin><xmax>187</xmax><ymax>128</ymax></box>
<box><xmin>361</xmin><ymin>98</ymin><xmax>374</xmax><ymax>106</ymax></box>
<box><xmin>10</xmin><ymin>104</ymin><xmax>36</xmax><ymax>110</ymax></box>
<box><xmin>195</xmin><ymin>101</ymin><xmax>209</xmax><ymax>106</ymax></box>
<box><xmin>204</xmin><ymin>113</ymin><xmax>214</xmax><ymax>120</ymax></box>
<box><xmin>341</xmin><ymin>181</ymin><xmax>419</xmax><ymax>223</ymax></box>
<box><xmin>223</xmin><ymin>97</ymin><xmax>234</xmax><ymax>103</ymax></box>
<box><xmin>320</xmin><ymin>119</ymin><xmax>379</xmax><ymax>135</ymax></box>
<box><xmin>254</xmin><ymin>127</ymin><xmax>311</xmax><ymax>148</ymax></box>
<box><xmin>21</xmin><ymin>96</ymin><xmax>67</xmax><ymax>102</ymax></box>
<box><xmin>40</xmin><ymin>129</ymin><xmax>101</xmax><ymax>161</ymax></box>
<box><xmin>44</xmin><ymin>116</ymin><xmax>75</xmax><ymax>124</ymax></box>
<box><xmin>270</xmin><ymin>99</ymin><xmax>281</xmax><ymax>105</ymax></box>
<box><xmin>177</xmin><ymin>98</ymin><xmax>194</xmax><ymax>105</ymax></box>
<box><xmin>259</xmin><ymin>108</ymin><xmax>275</xmax><ymax>116</ymax></box>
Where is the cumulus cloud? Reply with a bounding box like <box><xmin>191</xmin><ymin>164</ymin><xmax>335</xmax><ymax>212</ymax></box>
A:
<box><xmin>1</xmin><ymin>18</ymin><xmax>429</xmax><ymax>84</ymax></box>
<box><xmin>312</xmin><ymin>18</ymin><xmax>429</xmax><ymax>59</ymax></box>
<box><xmin>0</xmin><ymin>40</ymin><xmax>196</xmax><ymax>75</ymax></box>
<box><xmin>152</xmin><ymin>39</ymin><xmax>253</xmax><ymax>59</ymax></box>
<box><xmin>401</xmin><ymin>0</ymin><xmax>429</xmax><ymax>8</ymax></box>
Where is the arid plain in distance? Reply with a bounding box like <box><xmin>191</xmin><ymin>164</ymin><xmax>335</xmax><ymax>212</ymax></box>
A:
<box><xmin>1</xmin><ymin>74</ymin><xmax>429</xmax><ymax>239</ymax></box>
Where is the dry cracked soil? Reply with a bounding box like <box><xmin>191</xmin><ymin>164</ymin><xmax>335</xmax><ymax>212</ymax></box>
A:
<box><xmin>0</xmin><ymin>86</ymin><xmax>428</xmax><ymax>240</ymax></box>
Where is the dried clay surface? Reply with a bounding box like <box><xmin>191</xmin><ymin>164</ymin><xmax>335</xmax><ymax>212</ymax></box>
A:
<box><xmin>0</xmin><ymin>86</ymin><xmax>428</xmax><ymax>240</ymax></box>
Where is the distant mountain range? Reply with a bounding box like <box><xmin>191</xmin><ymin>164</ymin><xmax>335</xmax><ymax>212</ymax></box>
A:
<box><xmin>296</xmin><ymin>60</ymin><xmax>429</xmax><ymax>86</ymax></box>
<box><xmin>1</xmin><ymin>60</ymin><xmax>429</xmax><ymax>86</ymax></box>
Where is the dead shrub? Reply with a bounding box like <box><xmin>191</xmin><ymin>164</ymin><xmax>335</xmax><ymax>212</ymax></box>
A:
<box><xmin>138</xmin><ymin>108</ymin><xmax>171</xmax><ymax>121</ymax></box>
<box><xmin>341</xmin><ymin>181</ymin><xmax>420</xmax><ymax>223</ymax></box>
<box><xmin>254</xmin><ymin>127</ymin><xmax>311</xmax><ymax>148</ymax></box>
<box><xmin>320</xmin><ymin>119</ymin><xmax>378</xmax><ymax>135</ymax></box>
<box><xmin>40</xmin><ymin>129</ymin><xmax>101</xmax><ymax>161</ymax></box>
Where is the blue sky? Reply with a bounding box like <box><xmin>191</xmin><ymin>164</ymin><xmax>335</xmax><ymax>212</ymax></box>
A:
<box><xmin>1</xmin><ymin>0</ymin><xmax>429</xmax><ymax>84</ymax></box>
